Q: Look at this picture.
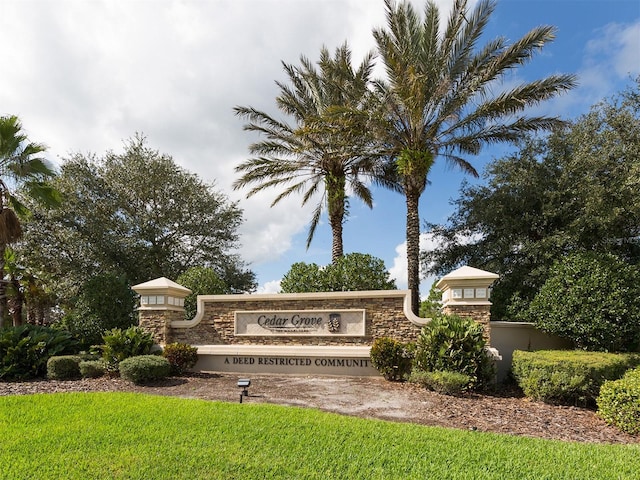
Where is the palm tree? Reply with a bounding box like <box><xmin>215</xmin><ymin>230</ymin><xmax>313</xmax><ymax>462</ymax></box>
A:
<box><xmin>234</xmin><ymin>43</ymin><xmax>380</xmax><ymax>262</ymax></box>
<box><xmin>372</xmin><ymin>0</ymin><xmax>577</xmax><ymax>314</ymax></box>
<box><xmin>0</xmin><ymin>115</ymin><xmax>60</xmax><ymax>325</ymax></box>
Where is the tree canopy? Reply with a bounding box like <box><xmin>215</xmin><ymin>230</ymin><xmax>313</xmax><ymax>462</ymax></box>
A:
<box><xmin>425</xmin><ymin>79</ymin><xmax>640</xmax><ymax>319</ymax></box>
<box><xmin>176</xmin><ymin>266</ymin><xmax>229</xmax><ymax>321</ymax></box>
<box><xmin>22</xmin><ymin>135</ymin><xmax>256</xmax><ymax>304</ymax></box>
<box><xmin>280</xmin><ymin>253</ymin><xmax>396</xmax><ymax>293</ymax></box>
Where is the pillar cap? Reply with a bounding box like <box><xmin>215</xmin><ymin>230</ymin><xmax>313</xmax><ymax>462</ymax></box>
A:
<box><xmin>132</xmin><ymin>277</ymin><xmax>191</xmax><ymax>311</ymax></box>
<box><xmin>436</xmin><ymin>266</ymin><xmax>499</xmax><ymax>306</ymax></box>
<box><xmin>435</xmin><ymin>266</ymin><xmax>499</xmax><ymax>288</ymax></box>
<box><xmin>132</xmin><ymin>277</ymin><xmax>192</xmax><ymax>296</ymax></box>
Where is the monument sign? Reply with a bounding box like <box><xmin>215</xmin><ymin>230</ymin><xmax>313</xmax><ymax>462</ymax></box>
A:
<box><xmin>235</xmin><ymin>309</ymin><xmax>366</xmax><ymax>336</ymax></box>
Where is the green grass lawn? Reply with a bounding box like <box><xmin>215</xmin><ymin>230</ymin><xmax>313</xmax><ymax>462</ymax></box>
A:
<box><xmin>0</xmin><ymin>392</ymin><xmax>637</xmax><ymax>479</ymax></box>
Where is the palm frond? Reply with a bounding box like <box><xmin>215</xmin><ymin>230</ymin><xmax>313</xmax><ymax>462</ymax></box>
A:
<box><xmin>234</xmin><ymin>41</ymin><xmax>382</xmax><ymax>254</ymax></box>
<box><xmin>306</xmin><ymin>202</ymin><xmax>324</xmax><ymax>249</ymax></box>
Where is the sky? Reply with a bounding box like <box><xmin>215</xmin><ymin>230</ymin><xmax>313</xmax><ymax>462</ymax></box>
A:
<box><xmin>1</xmin><ymin>0</ymin><xmax>639</xmax><ymax>296</ymax></box>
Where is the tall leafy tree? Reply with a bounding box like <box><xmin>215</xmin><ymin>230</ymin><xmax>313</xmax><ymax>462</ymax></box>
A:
<box><xmin>425</xmin><ymin>79</ymin><xmax>640</xmax><ymax>319</ymax></box>
<box><xmin>234</xmin><ymin>43</ymin><xmax>380</xmax><ymax>262</ymax></box>
<box><xmin>0</xmin><ymin>115</ymin><xmax>60</xmax><ymax>325</ymax></box>
<box><xmin>371</xmin><ymin>0</ymin><xmax>576</xmax><ymax>313</ymax></box>
<box><xmin>22</xmin><ymin>135</ymin><xmax>256</xmax><ymax>306</ymax></box>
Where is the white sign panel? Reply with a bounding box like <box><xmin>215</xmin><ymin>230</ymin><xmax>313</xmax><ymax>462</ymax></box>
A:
<box><xmin>235</xmin><ymin>309</ymin><xmax>366</xmax><ymax>336</ymax></box>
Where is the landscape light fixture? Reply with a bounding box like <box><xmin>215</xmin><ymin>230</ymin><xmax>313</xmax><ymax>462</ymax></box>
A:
<box><xmin>237</xmin><ymin>378</ymin><xmax>251</xmax><ymax>403</ymax></box>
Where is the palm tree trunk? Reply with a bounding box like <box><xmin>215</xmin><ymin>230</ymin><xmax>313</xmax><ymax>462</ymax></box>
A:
<box><xmin>327</xmin><ymin>174</ymin><xmax>346</xmax><ymax>263</ymax></box>
<box><xmin>9</xmin><ymin>275</ymin><xmax>24</xmax><ymax>326</ymax></box>
<box><xmin>331</xmin><ymin>220</ymin><xmax>344</xmax><ymax>263</ymax></box>
<box><xmin>0</xmin><ymin>242</ymin><xmax>6</xmax><ymax>327</ymax></box>
<box><xmin>405</xmin><ymin>190</ymin><xmax>421</xmax><ymax>315</ymax></box>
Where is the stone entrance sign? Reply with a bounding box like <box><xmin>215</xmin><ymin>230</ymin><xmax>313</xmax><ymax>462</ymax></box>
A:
<box><xmin>234</xmin><ymin>309</ymin><xmax>365</xmax><ymax>336</ymax></box>
<box><xmin>132</xmin><ymin>270</ymin><xmax>508</xmax><ymax>376</ymax></box>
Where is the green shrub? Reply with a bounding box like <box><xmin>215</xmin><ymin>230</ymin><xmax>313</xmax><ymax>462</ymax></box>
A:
<box><xmin>597</xmin><ymin>367</ymin><xmax>640</xmax><ymax>435</ymax></box>
<box><xmin>47</xmin><ymin>355</ymin><xmax>82</xmax><ymax>380</ymax></box>
<box><xmin>60</xmin><ymin>273</ymin><xmax>138</xmax><ymax>350</ymax></box>
<box><xmin>162</xmin><ymin>342</ymin><xmax>199</xmax><ymax>375</ymax></box>
<box><xmin>79</xmin><ymin>360</ymin><xmax>106</xmax><ymax>378</ymax></box>
<box><xmin>370</xmin><ymin>337</ymin><xmax>414</xmax><ymax>381</ymax></box>
<box><xmin>0</xmin><ymin>325</ymin><xmax>79</xmax><ymax>380</ymax></box>
<box><xmin>512</xmin><ymin>350</ymin><xmax>637</xmax><ymax>405</ymax></box>
<box><xmin>99</xmin><ymin>326</ymin><xmax>155</xmax><ymax>372</ymax></box>
<box><xmin>119</xmin><ymin>355</ymin><xmax>171</xmax><ymax>384</ymax></box>
<box><xmin>409</xmin><ymin>369</ymin><xmax>471</xmax><ymax>395</ymax></box>
<box><xmin>413</xmin><ymin>314</ymin><xmax>494</xmax><ymax>390</ymax></box>
<box><xmin>527</xmin><ymin>252</ymin><xmax>640</xmax><ymax>352</ymax></box>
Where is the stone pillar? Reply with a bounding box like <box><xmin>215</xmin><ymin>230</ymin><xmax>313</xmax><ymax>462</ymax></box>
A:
<box><xmin>435</xmin><ymin>266</ymin><xmax>499</xmax><ymax>344</ymax></box>
<box><xmin>131</xmin><ymin>277</ymin><xmax>192</xmax><ymax>345</ymax></box>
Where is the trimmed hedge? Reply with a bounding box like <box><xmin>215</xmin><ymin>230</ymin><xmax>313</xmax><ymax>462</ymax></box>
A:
<box><xmin>47</xmin><ymin>355</ymin><xmax>82</xmax><ymax>380</ymax></box>
<box><xmin>80</xmin><ymin>360</ymin><xmax>106</xmax><ymax>378</ymax></box>
<box><xmin>512</xmin><ymin>350</ymin><xmax>639</xmax><ymax>405</ymax></box>
<box><xmin>119</xmin><ymin>355</ymin><xmax>171</xmax><ymax>384</ymax></box>
<box><xmin>597</xmin><ymin>367</ymin><xmax>640</xmax><ymax>435</ymax></box>
<box><xmin>409</xmin><ymin>369</ymin><xmax>471</xmax><ymax>396</ymax></box>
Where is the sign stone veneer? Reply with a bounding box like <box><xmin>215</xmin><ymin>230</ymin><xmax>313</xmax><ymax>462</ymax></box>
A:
<box><xmin>132</xmin><ymin>267</ymin><xmax>499</xmax><ymax>376</ymax></box>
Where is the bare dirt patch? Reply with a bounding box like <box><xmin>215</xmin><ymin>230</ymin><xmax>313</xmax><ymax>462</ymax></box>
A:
<box><xmin>1</xmin><ymin>372</ymin><xmax>636</xmax><ymax>444</ymax></box>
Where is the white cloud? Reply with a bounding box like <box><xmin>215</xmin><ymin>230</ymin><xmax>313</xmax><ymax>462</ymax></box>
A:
<box><xmin>585</xmin><ymin>21</ymin><xmax>640</xmax><ymax>79</ymax></box>
<box><xmin>0</xmin><ymin>0</ymin><xmax>632</xmax><ymax>293</ymax></box>
<box><xmin>388</xmin><ymin>233</ymin><xmax>439</xmax><ymax>295</ymax></box>
<box><xmin>235</xmin><ymin>190</ymin><xmax>316</xmax><ymax>266</ymax></box>
<box><xmin>256</xmin><ymin>279</ymin><xmax>282</xmax><ymax>294</ymax></box>
<box><xmin>568</xmin><ymin>20</ymin><xmax>640</xmax><ymax>111</ymax></box>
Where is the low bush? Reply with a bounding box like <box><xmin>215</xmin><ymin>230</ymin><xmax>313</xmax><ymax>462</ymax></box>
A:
<box><xmin>0</xmin><ymin>325</ymin><xmax>79</xmax><ymax>380</ymax></box>
<box><xmin>512</xmin><ymin>350</ymin><xmax>638</xmax><ymax>405</ymax></box>
<box><xmin>413</xmin><ymin>314</ymin><xmax>494</xmax><ymax>390</ymax></box>
<box><xmin>47</xmin><ymin>355</ymin><xmax>82</xmax><ymax>380</ymax></box>
<box><xmin>597</xmin><ymin>367</ymin><xmax>640</xmax><ymax>435</ymax></box>
<box><xmin>370</xmin><ymin>337</ymin><xmax>414</xmax><ymax>381</ymax></box>
<box><xmin>79</xmin><ymin>360</ymin><xmax>106</xmax><ymax>378</ymax></box>
<box><xmin>99</xmin><ymin>326</ymin><xmax>156</xmax><ymax>372</ymax></box>
<box><xmin>119</xmin><ymin>355</ymin><xmax>171</xmax><ymax>384</ymax></box>
<box><xmin>409</xmin><ymin>369</ymin><xmax>471</xmax><ymax>395</ymax></box>
<box><xmin>162</xmin><ymin>342</ymin><xmax>199</xmax><ymax>375</ymax></box>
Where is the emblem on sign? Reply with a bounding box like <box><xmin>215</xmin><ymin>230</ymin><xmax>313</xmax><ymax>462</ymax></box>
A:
<box><xmin>328</xmin><ymin>313</ymin><xmax>341</xmax><ymax>333</ymax></box>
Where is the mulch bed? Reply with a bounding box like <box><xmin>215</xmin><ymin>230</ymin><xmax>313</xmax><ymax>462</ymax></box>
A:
<box><xmin>1</xmin><ymin>372</ymin><xmax>637</xmax><ymax>445</ymax></box>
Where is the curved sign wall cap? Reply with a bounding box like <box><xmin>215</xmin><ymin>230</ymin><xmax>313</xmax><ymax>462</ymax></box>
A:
<box><xmin>169</xmin><ymin>289</ymin><xmax>431</xmax><ymax>329</ymax></box>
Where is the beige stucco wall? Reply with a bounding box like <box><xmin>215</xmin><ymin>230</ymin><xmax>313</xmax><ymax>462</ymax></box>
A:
<box><xmin>490</xmin><ymin>321</ymin><xmax>573</xmax><ymax>380</ymax></box>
